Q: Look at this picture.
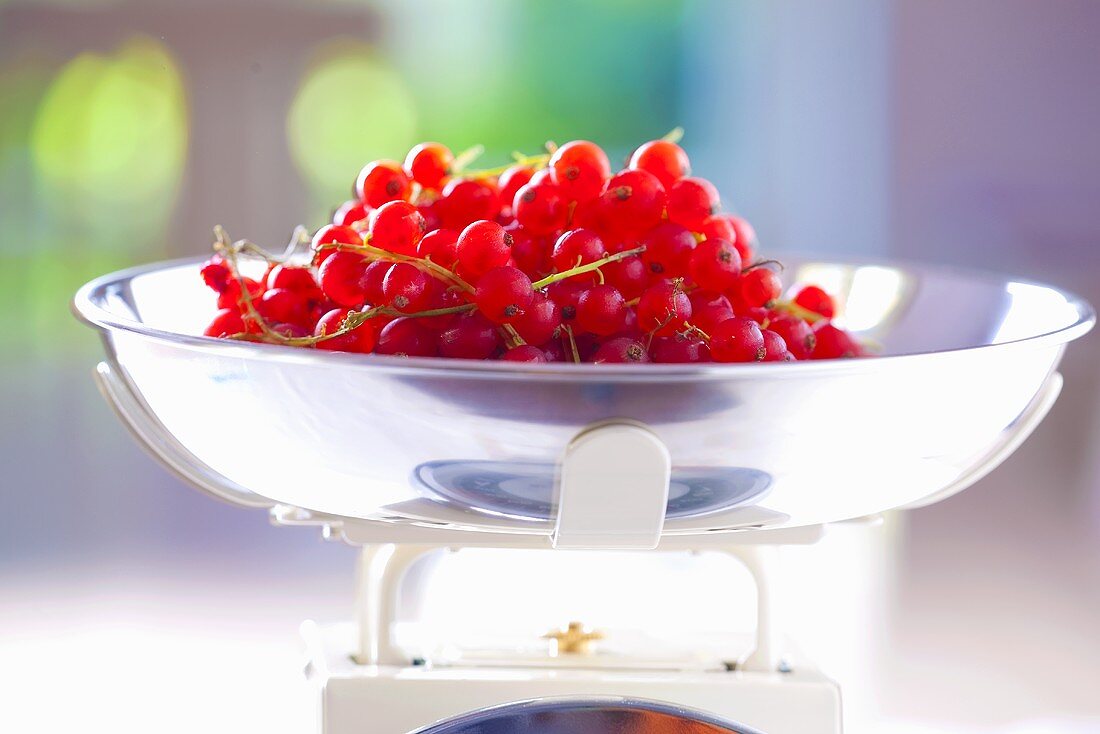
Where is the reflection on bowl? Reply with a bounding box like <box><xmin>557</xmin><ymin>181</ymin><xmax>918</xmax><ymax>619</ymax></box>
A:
<box><xmin>413</xmin><ymin>460</ymin><xmax>772</xmax><ymax>522</ymax></box>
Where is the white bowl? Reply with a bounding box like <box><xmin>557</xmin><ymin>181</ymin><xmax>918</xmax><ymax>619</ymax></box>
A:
<box><xmin>74</xmin><ymin>256</ymin><xmax>1093</xmax><ymax>535</ymax></box>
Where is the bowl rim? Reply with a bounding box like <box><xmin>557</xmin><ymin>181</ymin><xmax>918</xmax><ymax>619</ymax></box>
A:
<box><xmin>72</xmin><ymin>253</ymin><xmax>1096</xmax><ymax>382</ymax></box>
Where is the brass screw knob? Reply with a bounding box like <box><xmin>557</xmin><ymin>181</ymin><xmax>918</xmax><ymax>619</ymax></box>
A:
<box><xmin>542</xmin><ymin>621</ymin><xmax>604</xmax><ymax>655</ymax></box>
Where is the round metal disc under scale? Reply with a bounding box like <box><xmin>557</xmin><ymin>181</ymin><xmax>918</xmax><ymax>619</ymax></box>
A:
<box><xmin>411</xmin><ymin>697</ymin><xmax>763</xmax><ymax>734</ymax></box>
<box><xmin>412</xmin><ymin>460</ymin><xmax>772</xmax><ymax>521</ymax></box>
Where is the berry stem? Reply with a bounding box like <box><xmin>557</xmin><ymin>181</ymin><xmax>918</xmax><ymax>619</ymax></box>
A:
<box><xmin>742</xmin><ymin>258</ymin><xmax>785</xmax><ymax>274</ymax></box>
<box><xmin>681</xmin><ymin>322</ymin><xmax>711</xmax><ymax>341</ymax></box>
<box><xmin>562</xmin><ymin>325</ymin><xmax>581</xmax><ymax>364</ymax></box>
<box><xmin>214</xmin><ymin>227</ymin><xmax>478</xmax><ymax>349</ymax></box>
<box><xmin>450</xmin><ymin>144</ymin><xmax>485</xmax><ymax>174</ymax></box>
<box><xmin>212</xmin><ymin>228</ymin><xmax>287</xmax><ymax>343</ymax></box>
<box><xmin>661</xmin><ymin>126</ymin><xmax>685</xmax><ymax>144</ymax></box>
<box><xmin>530</xmin><ymin>245</ymin><xmax>646</xmax><ymax>290</ymax></box>
<box><xmin>502</xmin><ymin>323</ymin><xmax>526</xmax><ymax>348</ymax></box>
<box><xmin>771</xmin><ymin>299</ymin><xmax>825</xmax><ymax>323</ymax></box>
<box><xmin>463</xmin><ymin>152</ymin><xmax>551</xmax><ymax>179</ymax></box>
<box><xmin>324</xmin><ymin>241</ymin><xmax>476</xmax><ymax>294</ymax></box>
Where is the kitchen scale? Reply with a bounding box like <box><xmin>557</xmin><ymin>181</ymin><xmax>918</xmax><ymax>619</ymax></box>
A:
<box><xmin>74</xmin><ymin>256</ymin><xmax>1093</xmax><ymax>733</ymax></box>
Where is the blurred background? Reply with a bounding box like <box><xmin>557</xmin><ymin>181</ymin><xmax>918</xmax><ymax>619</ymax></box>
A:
<box><xmin>2</xmin><ymin>0</ymin><xmax>1099</xmax><ymax>732</ymax></box>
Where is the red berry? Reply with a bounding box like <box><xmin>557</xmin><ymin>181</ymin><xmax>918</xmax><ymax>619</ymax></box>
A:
<box><xmin>571</xmin><ymin>196</ymin><xmax>605</xmax><ymax>231</ymax></box>
<box><xmin>416</xmin><ymin>283</ymin><xmax>463</xmax><ymax>331</ymax></box>
<box><xmin>318</xmin><ymin>251</ymin><xmax>370</xmax><ymax>308</ymax></box>
<box><xmin>403</xmin><ymin>142</ymin><xmax>453</xmax><ymax>190</ymax></box>
<box><xmin>369</xmin><ymin>200</ymin><xmax>426</xmax><ymax>256</ymax></box>
<box><xmin>688</xmin><ymin>238</ymin><xmax>742</xmax><ymax>292</ymax></box>
<box><xmin>376</xmin><ymin>317</ymin><xmax>436</xmax><ymax>357</ymax></box>
<box><xmin>592</xmin><ymin>337</ymin><xmax>650</xmax><ymax>364</ymax></box>
<box><xmin>641</xmin><ymin>222</ymin><xmax>696</xmax><ymax>277</ymax></box>
<box><xmin>508</xmin><ymin>225</ymin><xmax>553</xmax><ymax>279</ymax></box>
<box><xmin>334</xmin><ymin>200</ymin><xmax>370</xmax><ymax>227</ymax></box>
<box><xmin>812</xmin><ymin>322</ymin><xmax>862</xmax><ymax>359</ymax></box>
<box><xmin>576</xmin><ymin>284</ymin><xmax>627</xmax><ymax>336</ymax></box>
<box><xmin>546</xmin><ymin>279</ymin><xmax>585</xmax><ymax>324</ymax></box>
<box><xmin>543</xmin><ymin>339</ymin><xmax>567</xmax><ymax>362</ymax></box>
<box><xmin>511</xmin><ymin>291</ymin><xmax>562</xmax><ymax>345</ymax></box>
<box><xmin>314</xmin><ymin>308</ymin><xmax>378</xmax><ymax>353</ymax></box>
<box><xmin>440</xmin><ymin>178</ymin><xmax>501</xmax><ymax>229</ymax></box>
<box><xmin>456</xmin><ymin>220</ymin><xmax>513</xmax><ymax>280</ymax></box>
<box><xmin>416</xmin><ymin>228</ymin><xmax>460</xmax><ymax>268</ymax></box>
<box><xmin>360</xmin><ymin>260</ymin><xmax>391</xmax><ymax>306</ymax></box>
<box><xmin>740</xmin><ymin>268</ymin><xmax>782</xmax><ymax>308</ymax></box>
<box><xmin>267</xmin><ymin>264</ymin><xmax>321</xmax><ymax>298</ymax></box>
<box><xmin>438</xmin><ymin>312</ymin><xmax>502</xmax><ymax>359</ymax></box>
<box><xmin>599</xmin><ymin>169</ymin><xmax>667</xmax><ymax>238</ymax></box>
<box><xmin>512</xmin><ymin>181</ymin><xmax>569</xmax><ymax>236</ymax></box>
<box><xmin>497</xmin><ymin>165</ymin><xmax>535</xmax><ymax>211</ymax></box>
<box><xmin>529</xmin><ymin>168</ymin><xmax>554</xmax><ymax>186</ymax></box>
<box><xmin>312</xmin><ymin>224</ymin><xmax>362</xmax><ymax>264</ymax></box>
<box><xmin>256</xmin><ymin>288</ymin><xmax>312</xmax><ymax>327</ymax></box>
<box><xmin>551</xmin><ymin>229</ymin><xmax>607</xmax><ymax>278</ymax></box>
<box><xmin>637</xmin><ymin>280</ymin><xmax>692</xmax><ymax>336</ymax></box>
<box><xmin>699</xmin><ymin>214</ymin><xmax>735</xmax><ymax>243</ymax></box>
<box><xmin>768</xmin><ymin>315</ymin><xmax>816</xmax><ymax>360</ymax></box>
<box><xmin>549</xmin><ymin>140</ymin><xmax>611</xmax><ymax>203</ymax></box>
<box><xmin>200</xmin><ymin>256</ymin><xmax>231</xmax><ymax>293</ymax></box>
<box><xmin>356</xmin><ymin>160</ymin><xmax>411</xmax><ymax>208</ymax></box>
<box><xmin>710</xmin><ymin>317</ymin><xmax>766</xmax><ymax>363</ymax></box>
<box><xmin>667</xmin><ymin>177</ymin><xmax>720</xmax><ymax>231</ymax></box>
<box><xmin>652</xmin><ymin>335</ymin><xmax>711</xmax><ymax>363</ymax></box>
<box><xmin>418</xmin><ymin>198</ymin><xmax>443</xmax><ymax>232</ymax></box>
<box><xmin>382</xmin><ymin>262</ymin><xmax>433</xmax><ymax>312</ymax></box>
<box><xmin>761</xmin><ymin>329</ymin><xmax>791</xmax><ymax>361</ymax></box>
<box><xmin>689</xmin><ymin>291</ymin><xmax>735</xmax><ymax>335</ymax></box>
<box><xmin>204</xmin><ymin>307</ymin><xmax>245</xmax><ymax>337</ymax></box>
<box><xmin>474</xmin><ymin>266</ymin><xmax>534</xmax><ymax>324</ymax></box>
<box><xmin>794</xmin><ymin>285</ymin><xmax>836</xmax><ymax>319</ymax></box>
<box><xmin>501</xmin><ymin>344</ymin><xmax>548</xmax><ymax>363</ymax></box>
<box><xmin>602</xmin><ymin>255</ymin><xmax>649</xmax><ymax>300</ymax></box>
<box><xmin>629</xmin><ymin>139</ymin><xmax>691</xmax><ymax>190</ymax></box>
<box><xmin>727</xmin><ymin>215</ymin><xmax>758</xmax><ymax>264</ymax></box>
<box><xmin>216</xmin><ymin>276</ymin><xmax>264</xmax><ymax>311</ymax></box>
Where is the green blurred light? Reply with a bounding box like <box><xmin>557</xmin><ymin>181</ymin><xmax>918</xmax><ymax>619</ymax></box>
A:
<box><xmin>287</xmin><ymin>41</ymin><xmax>417</xmax><ymax>203</ymax></box>
<box><xmin>30</xmin><ymin>37</ymin><xmax>188</xmax><ymax>219</ymax></box>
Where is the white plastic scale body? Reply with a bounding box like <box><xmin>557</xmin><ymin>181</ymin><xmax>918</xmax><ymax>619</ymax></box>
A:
<box><xmin>94</xmin><ymin>360</ymin><xmax>1067</xmax><ymax>734</ymax></box>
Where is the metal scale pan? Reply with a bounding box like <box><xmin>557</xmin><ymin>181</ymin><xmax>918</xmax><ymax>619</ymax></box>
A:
<box><xmin>73</xmin><ymin>255</ymin><xmax>1094</xmax><ymax>543</ymax></box>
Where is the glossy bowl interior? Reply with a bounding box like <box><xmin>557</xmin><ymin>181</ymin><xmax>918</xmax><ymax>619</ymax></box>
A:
<box><xmin>74</xmin><ymin>256</ymin><xmax>1093</xmax><ymax>534</ymax></box>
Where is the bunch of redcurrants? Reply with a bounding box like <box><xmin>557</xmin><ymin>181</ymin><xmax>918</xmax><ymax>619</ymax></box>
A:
<box><xmin>199</xmin><ymin>134</ymin><xmax>863</xmax><ymax>363</ymax></box>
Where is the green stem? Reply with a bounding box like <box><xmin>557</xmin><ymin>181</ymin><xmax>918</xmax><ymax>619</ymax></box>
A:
<box><xmin>661</xmin><ymin>127</ymin><xmax>684</xmax><ymax>144</ymax></box>
<box><xmin>450</xmin><ymin>144</ymin><xmax>485</xmax><ymax>174</ymax></box>
<box><xmin>681</xmin><ymin>322</ymin><xmax>711</xmax><ymax>341</ymax></box>
<box><xmin>502</xmin><ymin>323</ymin><xmax>525</xmax><ymax>348</ymax></box>
<box><xmin>322</xmin><ymin>242</ymin><xmax>476</xmax><ymax>294</ymax></box>
<box><xmin>395</xmin><ymin>302</ymin><xmax>476</xmax><ymax>319</ymax></box>
<box><xmin>771</xmin><ymin>299</ymin><xmax>825</xmax><ymax>323</ymax></box>
<box><xmin>464</xmin><ymin>152</ymin><xmax>551</xmax><ymax>179</ymax></box>
<box><xmin>562</xmin><ymin>325</ymin><xmax>581</xmax><ymax>364</ymax></box>
<box><xmin>531</xmin><ymin>246</ymin><xmax>646</xmax><ymax>290</ymax></box>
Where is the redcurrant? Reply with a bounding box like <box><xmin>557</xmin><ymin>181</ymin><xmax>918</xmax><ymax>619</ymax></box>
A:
<box><xmin>629</xmin><ymin>139</ymin><xmax>691</xmax><ymax>190</ymax></box>
<box><xmin>356</xmin><ymin>160</ymin><xmax>411</xmax><ymax>208</ymax></box>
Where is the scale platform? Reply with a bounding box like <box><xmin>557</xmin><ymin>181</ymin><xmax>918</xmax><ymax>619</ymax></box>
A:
<box><xmin>302</xmin><ymin>622</ymin><xmax>840</xmax><ymax>734</ymax></box>
<box><xmin>74</xmin><ymin>256</ymin><xmax>1093</xmax><ymax>733</ymax></box>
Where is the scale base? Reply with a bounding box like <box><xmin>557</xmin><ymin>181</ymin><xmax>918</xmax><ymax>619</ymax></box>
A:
<box><xmin>302</xmin><ymin>622</ymin><xmax>841</xmax><ymax>734</ymax></box>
